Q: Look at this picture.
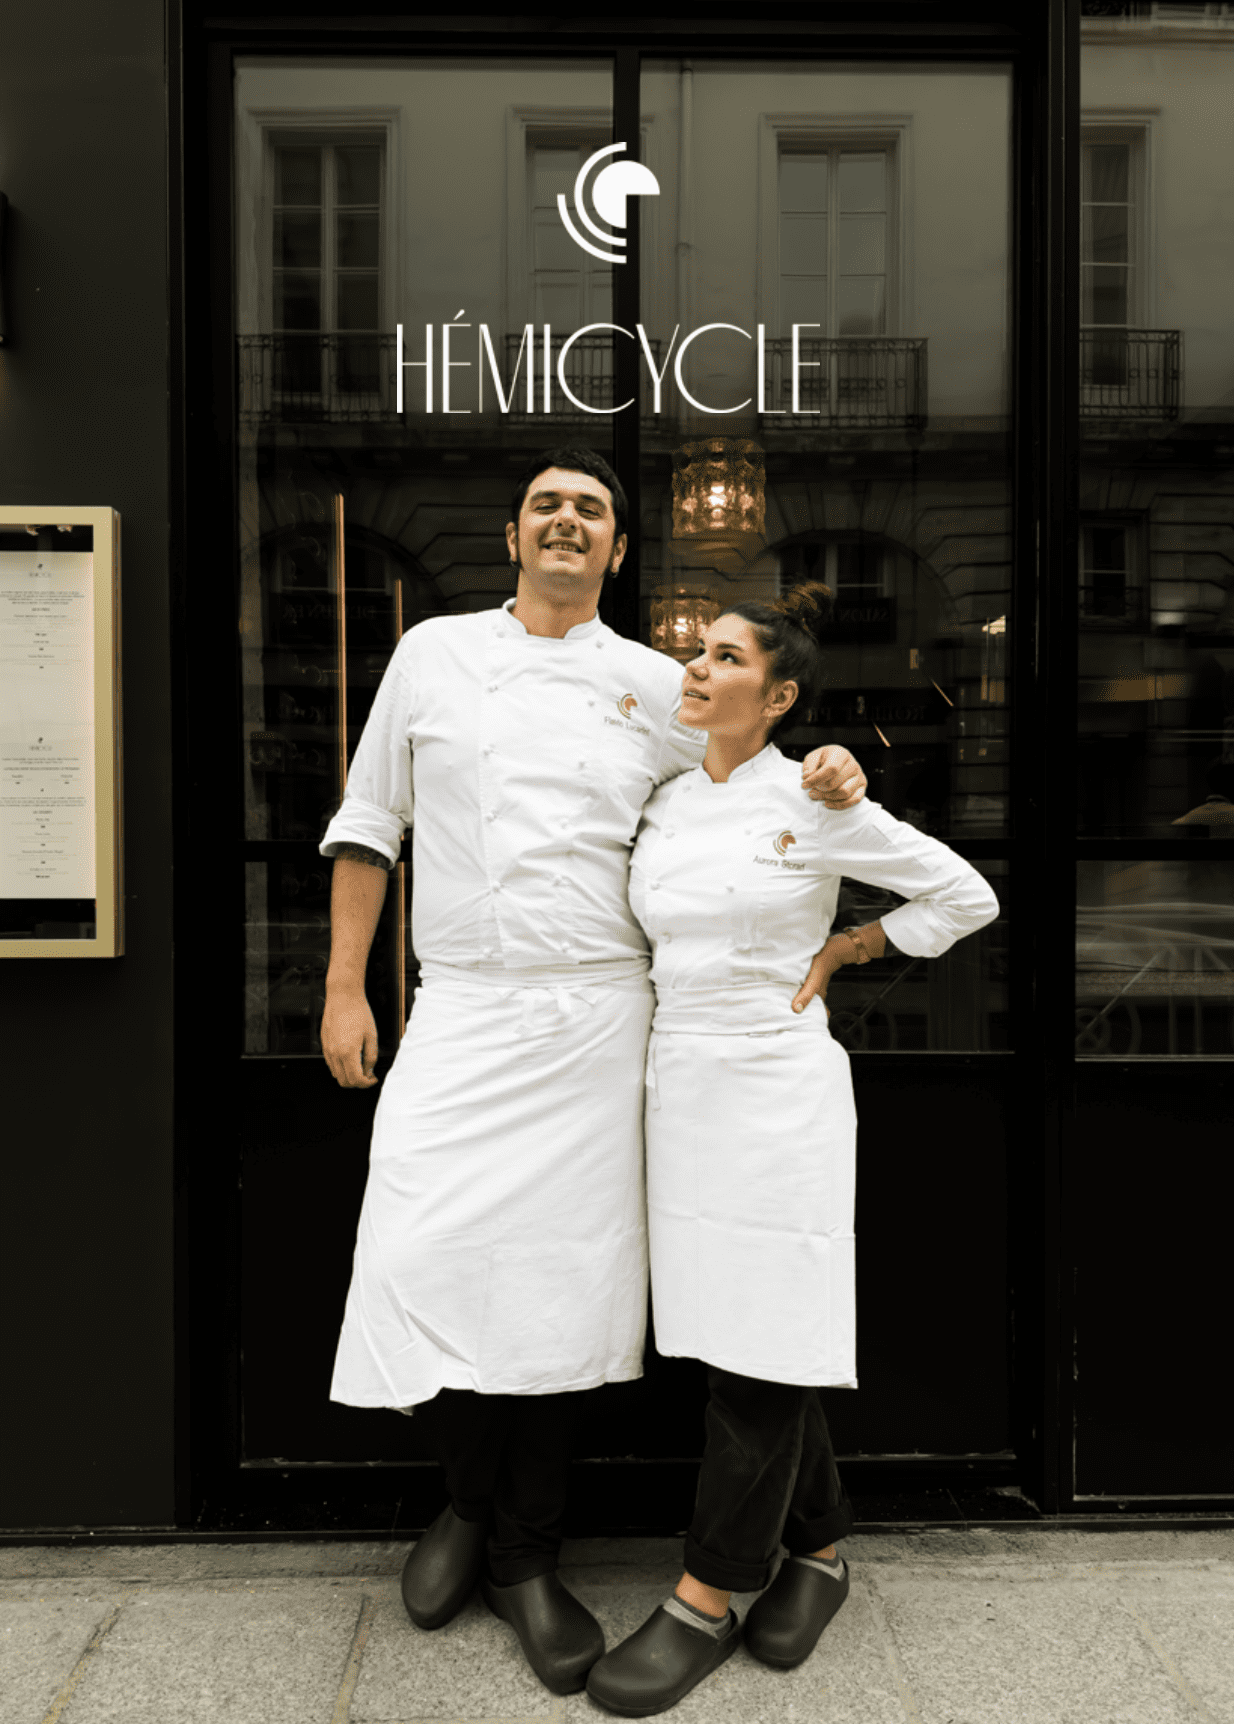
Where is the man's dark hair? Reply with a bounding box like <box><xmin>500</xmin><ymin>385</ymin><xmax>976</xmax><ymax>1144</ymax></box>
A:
<box><xmin>510</xmin><ymin>447</ymin><xmax>628</xmax><ymax>541</ymax></box>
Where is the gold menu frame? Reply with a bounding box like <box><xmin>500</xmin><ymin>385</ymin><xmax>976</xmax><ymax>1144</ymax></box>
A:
<box><xmin>0</xmin><ymin>505</ymin><xmax>123</xmax><ymax>958</ymax></box>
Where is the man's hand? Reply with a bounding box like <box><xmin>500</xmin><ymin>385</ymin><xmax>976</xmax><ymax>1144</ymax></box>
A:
<box><xmin>802</xmin><ymin>745</ymin><xmax>867</xmax><ymax>807</ymax></box>
<box><xmin>321</xmin><ymin>852</ymin><xmax>391</xmax><ymax>1088</ymax></box>
<box><xmin>321</xmin><ymin>989</ymin><xmax>381</xmax><ymax>1088</ymax></box>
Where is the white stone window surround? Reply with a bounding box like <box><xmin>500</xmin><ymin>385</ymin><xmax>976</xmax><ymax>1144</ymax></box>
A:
<box><xmin>236</xmin><ymin>102</ymin><xmax>401</xmax><ymax>338</ymax></box>
<box><xmin>756</xmin><ymin>112</ymin><xmax>911</xmax><ymax>338</ymax></box>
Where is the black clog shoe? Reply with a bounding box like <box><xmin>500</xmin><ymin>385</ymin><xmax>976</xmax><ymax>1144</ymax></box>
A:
<box><xmin>743</xmin><ymin>1557</ymin><xmax>849</xmax><ymax>1670</ymax></box>
<box><xmin>400</xmin><ymin>1504</ymin><xmax>489</xmax><ymax>1630</ymax></box>
<box><xmin>586</xmin><ymin>1603</ymin><xmax>740</xmax><ymax>1717</ymax></box>
<box><xmin>481</xmin><ymin>1569</ymin><xmax>606</xmax><ymax>1695</ymax></box>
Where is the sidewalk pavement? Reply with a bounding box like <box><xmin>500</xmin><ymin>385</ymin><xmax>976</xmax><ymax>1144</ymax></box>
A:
<box><xmin>3</xmin><ymin>1529</ymin><xmax>1231</xmax><ymax>1724</ymax></box>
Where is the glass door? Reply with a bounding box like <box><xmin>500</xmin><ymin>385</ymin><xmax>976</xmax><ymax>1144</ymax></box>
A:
<box><xmin>221</xmin><ymin>42</ymin><xmax>1025</xmax><ymax>1519</ymax></box>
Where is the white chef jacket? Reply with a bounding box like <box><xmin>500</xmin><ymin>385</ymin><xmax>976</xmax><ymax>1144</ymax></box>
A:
<box><xmin>629</xmin><ymin>741</ymin><xmax>1000</xmax><ymax>1386</ymax></box>
<box><xmin>320</xmin><ymin>599</ymin><xmax>705</xmax><ymax>969</ymax></box>
<box><xmin>631</xmin><ymin>741</ymin><xmax>1001</xmax><ymax>1027</ymax></box>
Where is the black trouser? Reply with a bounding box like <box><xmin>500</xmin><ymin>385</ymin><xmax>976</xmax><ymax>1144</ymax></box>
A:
<box><xmin>413</xmin><ymin>1387</ymin><xmax>580</xmax><ymax>1587</ymax></box>
<box><xmin>683</xmin><ymin>1366</ymin><xmax>854</xmax><ymax>1594</ymax></box>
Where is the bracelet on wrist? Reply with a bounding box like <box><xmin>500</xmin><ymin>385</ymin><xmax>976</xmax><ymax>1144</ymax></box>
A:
<box><xmin>842</xmin><ymin>925</ymin><xmax>873</xmax><ymax>964</ymax></box>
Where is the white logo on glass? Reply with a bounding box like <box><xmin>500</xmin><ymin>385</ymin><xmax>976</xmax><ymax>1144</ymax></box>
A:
<box><xmin>557</xmin><ymin>143</ymin><xmax>660</xmax><ymax>264</ymax></box>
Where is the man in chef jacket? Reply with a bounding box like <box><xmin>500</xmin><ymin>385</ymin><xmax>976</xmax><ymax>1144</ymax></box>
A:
<box><xmin>317</xmin><ymin>446</ymin><xmax>867</xmax><ymax>1696</ymax></box>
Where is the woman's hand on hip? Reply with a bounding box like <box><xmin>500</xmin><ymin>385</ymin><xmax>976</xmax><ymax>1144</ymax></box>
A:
<box><xmin>792</xmin><ymin>935</ymin><xmax>850</xmax><ymax>1014</ymax></box>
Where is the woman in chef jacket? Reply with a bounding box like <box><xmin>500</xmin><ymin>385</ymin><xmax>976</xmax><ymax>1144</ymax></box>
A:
<box><xmin>586</xmin><ymin>583</ymin><xmax>1000</xmax><ymax>1719</ymax></box>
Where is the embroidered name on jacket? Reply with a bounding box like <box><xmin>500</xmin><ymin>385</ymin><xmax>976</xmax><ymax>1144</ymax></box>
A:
<box><xmin>604</xmin><ymin>691</ymin><xmax>650</xmax><ymax>737</ymax></box>
<box><xmin>755</xmin><ymin>830</ymin><xmax>805</xmax><ymax>870</ymax></box>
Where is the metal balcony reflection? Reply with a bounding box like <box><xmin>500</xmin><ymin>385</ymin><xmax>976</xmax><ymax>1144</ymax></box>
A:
<box><xmin>237</xmin><ymin>332</ymin><xmax>663</xmax><ymax>426</ymax></box>
<box><xmin>240</xmin><ymin>334</ymin><xmax>397</xmax><ymax>424</ymax></box>
<box><xmin>1080</xmin><ymin>328</ymin><xmax>1182</xmax><ymax>421</ymax></box>
<box><xmin>757</xmin><ymin>337</ymin><xmax>928</xmax><ymax>431</ymax></box>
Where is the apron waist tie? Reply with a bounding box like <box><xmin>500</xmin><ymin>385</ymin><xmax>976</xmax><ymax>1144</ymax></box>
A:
<box><xmin>651</xmin><ymin>985</ymin><xmax>828</xmax><ymax>1037</ymax></box>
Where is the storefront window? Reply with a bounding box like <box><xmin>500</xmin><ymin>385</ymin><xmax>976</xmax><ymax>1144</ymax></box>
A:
<box><xmin>1076</xmin><ymin>1</ymin><xmax>1234</xmax><ymax>1057</ymax></box>
<box><xmin>1078</xmin><ymin>5</ymin><xmax>1234</xmax><ymax>838</ymax></box>
<box><xmin>235</xmin><ymin>53</ymin><xmax>1012</xmax><ymax>1055</ymax></box>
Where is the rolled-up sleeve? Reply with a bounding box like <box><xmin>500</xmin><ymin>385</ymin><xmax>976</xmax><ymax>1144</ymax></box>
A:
<box><xmin>819</xmin><ymin>800</ymin><xmax>1000</xmax><ymax>958</ymax></box>
<box><xmin>319</xmin><ymin>647</ymin><xmax>414</xmax><ymax>867</ymax></box>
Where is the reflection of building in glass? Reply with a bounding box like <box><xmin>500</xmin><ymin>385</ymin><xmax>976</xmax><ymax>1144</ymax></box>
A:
<box><xmin>1078</xmin><ymin>5</ymin><xmax>1234</xmax><ymax>837</ymax></box>
<box><xmin>232</xmin><ymin>58</ymin><xmax>1017</xmax><ymax>1052</ymax></box>
<box><xmin>1076</xmin><ymin>860</ymin><xmax>1234</xmax><ymax>1057</ymax></box>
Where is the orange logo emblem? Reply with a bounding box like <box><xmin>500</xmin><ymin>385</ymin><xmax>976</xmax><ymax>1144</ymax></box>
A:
<box><xmin>774</xmin><ymin>831</ymin><xmax>796</xmax><ymax>857</ymax></box>
<box><xmin>618</xmin><ymin>693</ymin><xmax>639</xmax><ymax>718</ymax></box>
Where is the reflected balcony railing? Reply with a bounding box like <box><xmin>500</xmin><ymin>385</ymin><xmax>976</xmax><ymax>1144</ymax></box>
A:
<box><xmin>758</xmin><ymin>337</ymin><xmax>928</xmax><ymax>431</ymax></box>
<box><xmin>504</xmin><ymin>332</ymin><xmax>663</xmax><ymax>425</ymax></box>
<box><xmin>239</xmin><ymin>333</ymin><xmax>398</xmax><ymax>424</ymax></box>
<box><xmin>1080</xmin><ymin>328</ymin><xmax>1182</xmax><ymax>421</ymax></box>
<box><xmin>237</xmin><ymin>332</ymin><xmax>661</xmax><ymax>426</ymax></box>
<box><xmin>1076</xmin><ymin>904</ymin><xmax>1234</xmax><ymax>1057</ymax></box>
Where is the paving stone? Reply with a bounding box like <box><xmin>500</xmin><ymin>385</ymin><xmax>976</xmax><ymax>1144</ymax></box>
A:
<box><xmin>873</xmin><ymin>1565</ymin><xmax>1199</xmax><ymax>1724</ymax></box>
<box><xmin>0</xmin><ymin>1541</ymin><xmax>413</xmax><ymax>1584</ymax></box>
<box><xmin>1118</xmin><ymin>1566</ymin><xmax>1234</xmax><ymax>1723</ymax></box>
<box><xmin>0</xmin><ymin>1595</ymin><xmax>117</xmax><ymax>1724</ymax></box>
<box><xmin>351</xmin><ymin>1580</ymin><xmax>557</xmax><ymax>1720</ymax></box>
<box><xmin>59</xmin><ymin>1583</ymin><xmax>361</xmax><ymax>1724</ymax></box>
<box><xmin>1</xmin><ymin>1538</ymin><xmax>1232</xmax><ymax>1724</ymax></box>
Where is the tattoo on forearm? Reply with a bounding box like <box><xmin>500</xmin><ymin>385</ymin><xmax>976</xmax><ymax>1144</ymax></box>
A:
<box><xmin>335</xmin><ymin>843</ymin><xmax>393</xmax><ymax>872</ymax></box>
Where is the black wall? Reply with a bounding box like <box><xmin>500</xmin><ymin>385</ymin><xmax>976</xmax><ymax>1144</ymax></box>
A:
<box><xmin>0</xmin><ymin>0</ymin><xmax>175</xmax><ymax>1526</ymax></box>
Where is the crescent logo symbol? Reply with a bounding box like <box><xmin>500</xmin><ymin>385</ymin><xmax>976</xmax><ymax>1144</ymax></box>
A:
<box><xmin>774</xmin><ymin>831</ymin><xmax>796</xmax><ymax>857</ymax></box>
<box><xmin>558</xmin><ymin>143</ymin><xmax>660</xmax><ymax>265</ymax></box>
<box><xmin>618</xmin><ymin>693</ymin><xmax>639</xmax><ymax>718</ymax></box>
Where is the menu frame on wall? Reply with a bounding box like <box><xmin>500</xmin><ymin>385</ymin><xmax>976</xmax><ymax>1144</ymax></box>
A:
<box><xmin>0</xmin><ymin>505</ymin><xmax>123</xmax><ymax>958</ymax></box>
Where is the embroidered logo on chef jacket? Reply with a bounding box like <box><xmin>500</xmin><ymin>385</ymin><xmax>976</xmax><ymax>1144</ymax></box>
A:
<box><xmin>755</xmin><ymin>829</ymin><xmax>806</xmax><ymax>870</ymax></box>
<box><xmin>605</xmin><ymin>691</ymin><xmax>650</xmax><ymax>736</ymax></box>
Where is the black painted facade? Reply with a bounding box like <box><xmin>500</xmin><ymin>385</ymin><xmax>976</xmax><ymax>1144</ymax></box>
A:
<box><xmin>0</xmin><ymin>0</ymin><xmax>1230</xmax><ymax>1538</ymax></box>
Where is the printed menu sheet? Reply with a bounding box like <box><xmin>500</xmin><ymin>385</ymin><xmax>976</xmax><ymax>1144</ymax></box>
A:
<box><xmin>0</xmin><ymin>550</ymin><xmax>96</xmax><ymax>898</ymax></box>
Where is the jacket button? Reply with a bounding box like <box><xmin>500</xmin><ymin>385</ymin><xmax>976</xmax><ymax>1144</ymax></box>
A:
<box><xmin>486</xmin><ymin>811</ymin><xmax>497</xmax><ymax>822</ymax></box>
<box><xmin>726</xmin><ymin>883</ymin><xmax>735</xmax><ymax>892</ymax></box>
<box><xmin>487</xmin><ymin>681</ymin><xmax>498</xmax><ymax>692</ymax></box>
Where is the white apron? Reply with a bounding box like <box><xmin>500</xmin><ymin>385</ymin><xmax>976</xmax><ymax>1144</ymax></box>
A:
<box><xmin>329</xmin><ymin>961</ymin><xmax>653</xmax><ymax>1408</ymax></box>
<box><xmin>646</xmin><ymin>990</ymin><xmax>857</xmax><ymax>1388</ymax></box>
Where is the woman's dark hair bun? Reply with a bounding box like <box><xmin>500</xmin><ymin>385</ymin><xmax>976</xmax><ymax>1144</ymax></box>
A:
<box><xmin>724</xmin><ymin>579</ymin><xmax>831</xmax><ymax>741</ymax></box>
<box><xmin>774</xmin><ymin>580</ymin><xmax>833</xmax><ymax>643</ymax></box>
